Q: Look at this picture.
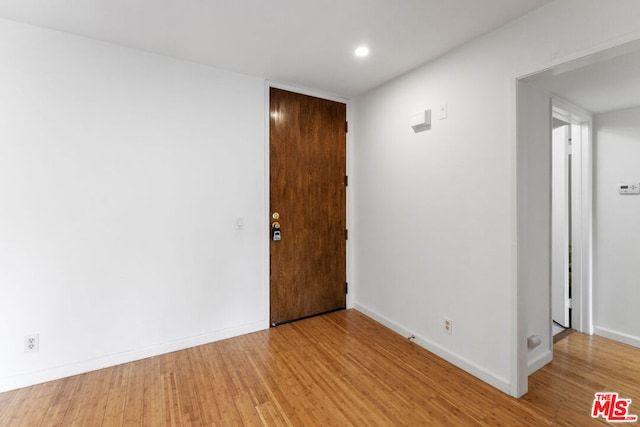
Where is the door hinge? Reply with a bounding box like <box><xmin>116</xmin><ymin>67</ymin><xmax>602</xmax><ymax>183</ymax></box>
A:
<box><xmin>345</xmin><ymin>121</ymin><xmax>349</xmax><ymax>133</ymax></box>
<box><xmin>345</xmin><ymin>229</ymin><xmax>349</xmax><ymax>240</ymax></box>
<box><xmin>346</xmin><ymin>282</ymin><xmax>348</xmax><ymax>294</ymax></box>
<box><xmin>568</xmin><ymin>298</ymin><xmax>573</xmax><ymax>309</ymax></box>
<box><xmin>345</xmin><ymin>176</ymin><xmax>349</xmax><ymax>186</ymax></box>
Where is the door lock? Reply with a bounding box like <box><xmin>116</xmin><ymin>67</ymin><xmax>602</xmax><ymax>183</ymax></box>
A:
<box><xmin>271</xmin><ymin>221</ymin><xmax>281</xmax><ymax>241</ymax></box>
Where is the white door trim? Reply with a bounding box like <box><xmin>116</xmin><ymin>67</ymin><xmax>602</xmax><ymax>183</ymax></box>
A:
<box><xmin>552</xmin><ymin>97</ymin><xmax>593</xmax><ymax>336</ymax></box>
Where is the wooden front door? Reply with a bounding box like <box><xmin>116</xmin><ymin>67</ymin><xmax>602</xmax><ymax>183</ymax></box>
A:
<box><xmin>269</xmin><ymin>88</ymin><xmax>347</xmax><ymax>326</ymax></box>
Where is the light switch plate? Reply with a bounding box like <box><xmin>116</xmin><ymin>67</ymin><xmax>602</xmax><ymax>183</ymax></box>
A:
<box><xmin>439</xmin><ymin>103</ymin><xmax>448</xmax><ymax>120</ymax></box>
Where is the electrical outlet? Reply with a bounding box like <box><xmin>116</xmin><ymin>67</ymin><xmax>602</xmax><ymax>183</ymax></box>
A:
<box><xmin>443</xmin><ymin>318</ymin><xmax>452</xmax><ymax>335</ymax></box>
<box><xmin>24</xmin><ymin>334</ymin><xmax>39</xmax><ymax>353</ymax></box>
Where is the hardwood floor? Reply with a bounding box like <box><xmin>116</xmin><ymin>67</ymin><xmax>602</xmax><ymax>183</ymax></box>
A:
<box><xmin>1</xmin><ymin>309</ymin><xmax>639</xmax><ymax>426</ymax></box>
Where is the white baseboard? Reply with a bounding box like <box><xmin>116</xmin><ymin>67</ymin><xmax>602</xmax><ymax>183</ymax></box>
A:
<box><xmin>594</xmin><ymin>326</ymin><xmax>640</xmax><ymax>349</ymax></box>
<box><xmin>0</xmin><ymin>320</ymin><xmax>267</xmax><ymax>393</ymax></box>
<box><xmin>353</xmin><ymin>303</ymin><xmax>511</xmax><ymax>394</ymax></box>
<box><xmin>527</xmin><ymin>349</ymin><xmax>552</xmax><ymax>375</ymax></box>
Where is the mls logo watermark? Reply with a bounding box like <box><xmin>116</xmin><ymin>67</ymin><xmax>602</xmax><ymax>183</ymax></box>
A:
<box><xmin>592</xmin><ymin>392</ymin><xmax>638</xmax><ymax>422</ymax></box>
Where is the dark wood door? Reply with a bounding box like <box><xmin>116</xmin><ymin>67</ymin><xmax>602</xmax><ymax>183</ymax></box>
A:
<box><xmin>269</xmin><ymin>88</ymin><xmax>347</xmax><ymax>326</ymax></box>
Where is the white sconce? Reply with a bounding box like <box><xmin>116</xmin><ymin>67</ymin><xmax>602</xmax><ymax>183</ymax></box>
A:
<box><xmin>411</xmin><ymin>109</ymin><xmax>431</xmax><ymax>133</ymax></box>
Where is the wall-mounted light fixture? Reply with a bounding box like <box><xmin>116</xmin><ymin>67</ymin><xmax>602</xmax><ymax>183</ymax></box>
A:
<box><xmin>411</xmin><ymin>109</ymin><xmax>431</xmax><ymax>133</ymax></box>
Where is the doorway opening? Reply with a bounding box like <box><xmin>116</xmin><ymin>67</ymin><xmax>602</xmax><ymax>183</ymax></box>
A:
<box><xmin>515</xmin><ymin>35</ymin><xmax>640</xmax><ymax>398</ymax></box>
<box><xmin>550</xmin><ymin>98</ymin><xmax>592</xmax><ymax>337</ymax></box>
<box><xmin>551</xmin><ymin>115</ymin><xmax>571</xmax><ymax>335</ymax></box>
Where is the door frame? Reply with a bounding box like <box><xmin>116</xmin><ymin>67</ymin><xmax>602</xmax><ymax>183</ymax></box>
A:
<box><xmin>551</xmin><ymin>97</ymin><xmax>593</xmax><ymax>335</ymax></box>
<box><xmin>551</xmin><ymin>119</ymin><xmax>571</xmax><ymax>329</ymax></box>
<box><xmin>263</xmin><ymin>81</ymin><xmax>353</xmax><ymax>325</ymax></box>
<box><xmin>511</xmin><ymin>37</ymin><xmax>640</xmax><ymax>397</ymax></box>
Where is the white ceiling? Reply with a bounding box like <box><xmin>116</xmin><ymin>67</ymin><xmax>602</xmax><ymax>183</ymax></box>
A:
<box><xmin>0</xmin><ymin>0</ymin><xmax>552</xmax><ymax>97</ymax></box>
<box><xmin>527</xmin><ymin>40</ymin><xmax>640</xmax><ymax>115</ymax></box>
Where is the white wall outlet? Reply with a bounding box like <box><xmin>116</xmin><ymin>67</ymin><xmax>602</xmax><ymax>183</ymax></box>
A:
<box><xmin>24</xmin><ymin>334</ymin><xmax>39</xmax><ymax>353</ymax></box>
<box><xmin>443</xmin><ymin>318</ymin><xmax>452</xmax><ymax>335</ymax></box>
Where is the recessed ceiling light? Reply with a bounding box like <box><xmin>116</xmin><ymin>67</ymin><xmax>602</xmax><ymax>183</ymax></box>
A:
<box><xmin>355</xmin><ymin>46</ymin><xmax>370</xmax><ymax>58</ymax></box>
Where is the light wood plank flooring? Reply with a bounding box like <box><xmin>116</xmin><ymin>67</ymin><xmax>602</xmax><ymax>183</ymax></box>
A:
<box><xmin>1</xmin><ymin>309</ymin><xmax>639</xmax><ymax>426</ymax></box>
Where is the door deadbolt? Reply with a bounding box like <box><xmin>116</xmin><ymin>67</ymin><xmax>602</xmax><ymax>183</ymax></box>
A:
<box><xmin>271</xmin><ymin>221</ymin><xmax>281</xmax><ymax>241</ymax></box>
<box><xmin>272</xmin><ymin>212</ymin><xmax>280</xmax><ymax>220</ymax></box>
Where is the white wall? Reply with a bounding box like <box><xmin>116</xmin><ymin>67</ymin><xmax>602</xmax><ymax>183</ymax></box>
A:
<box><xmin>5</xmin><ymin>0</ymin><xmax>640</xmax><ymax>398</ymax></box>
<box><xmin>0</xmin><ymin>19</ymin><xmax>267</xmax><ymax>392</ymax></box>
<box><xmin>352</xmin><ymin>0</ymin><xmax>640</xmax><ymax>396</ymax></box>
<box><xmin>593</xmin><ymin>107</ymin><xmax>640</xmax><ymax>347</ymax></box>
<box><xmin>517</xmin><ymin>82</ymin><xmax>553</xmax><ymax>375</ymax></box>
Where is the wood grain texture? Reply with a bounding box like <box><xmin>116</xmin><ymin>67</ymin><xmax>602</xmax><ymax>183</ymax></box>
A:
<box><xmin>1</xmin><ymin>310</ymin><xmax>639</xmax><ymax>426</ymax></box>
<box><xmin>269</xmin><ymin>88</ymin><xmax>347</xmax><ymax>325</ymax></box>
